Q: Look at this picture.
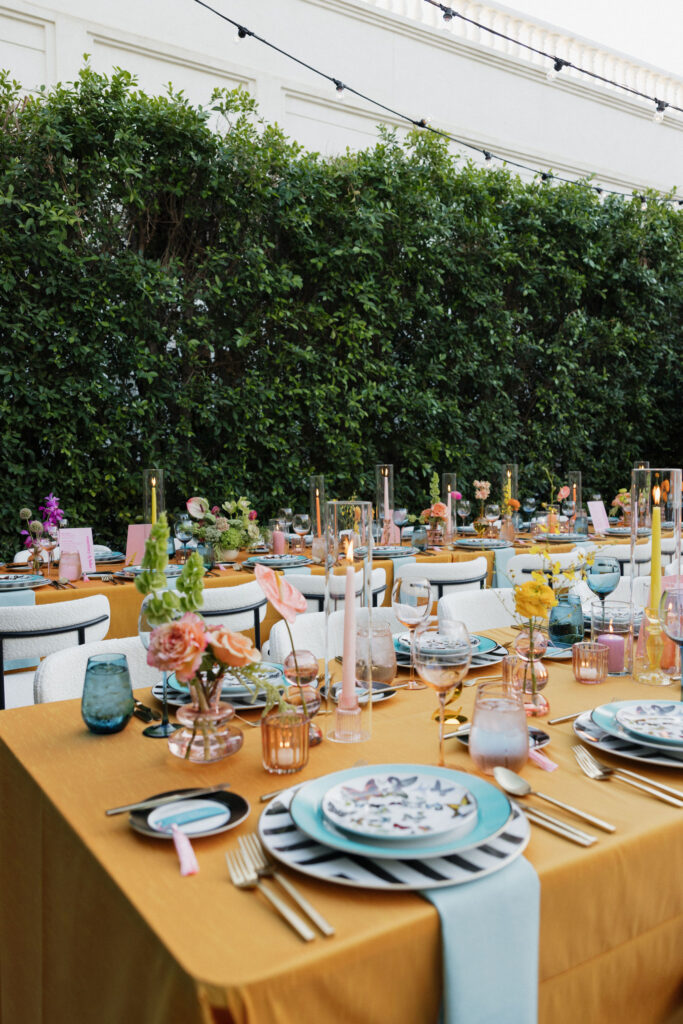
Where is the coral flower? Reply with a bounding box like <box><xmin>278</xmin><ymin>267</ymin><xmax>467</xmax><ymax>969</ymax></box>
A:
<box><xmin>208</xmin><ymin>625</ymin><xmax>261</xmax><ymax>667</ymax></box>
<box><xmin>254</xmin><ymin>564</ymin><xmax>307</xmax><ymax>623</ymax></box>
<box><xmin>147</xmin><ymin>612</ymin><xmax>208</xmax><ymax>682</ymax></box>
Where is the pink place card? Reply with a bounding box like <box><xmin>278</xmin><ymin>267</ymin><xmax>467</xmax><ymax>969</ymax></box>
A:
<box><xmin>587</xmin><ymin>500</ymin><xmax>609</xmax><ymax>534</ymax></box>
<box><xmin>126</xmin><ymin>524</ymin><xmax>152</xmax><ymax>566</ymax></box>
<box><xmin>58</xmin><ymin>528</ymin><xmax>96</xmax><ymax>573</ymax></box>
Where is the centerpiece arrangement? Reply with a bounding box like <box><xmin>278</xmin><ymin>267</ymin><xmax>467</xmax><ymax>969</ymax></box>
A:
<box><xmin>19</xmin><ymin>493</ymin><xmax>64</xmax><ymax>574</ymax></box>
<box><xmin>136</xmin><ymin>515</ymin><xmax>283</xmax><ymax>762</ymax></box>
<box><xmin>186</xmin><ymin>495</ymin><xmax>260</xmax><ymax>563</ymax></box>
<box><xmin>610</xmin><ymin>488</ymin><xmax>631</xmax><ymax>523</ymax></box>
<box><xmin>472</xmin><ymin>479</ymin><xmax>491</xmax><ymax>536</ymax></box>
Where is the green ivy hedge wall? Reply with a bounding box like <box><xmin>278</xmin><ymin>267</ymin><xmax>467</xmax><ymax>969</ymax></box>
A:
<box><xmin>1</xmin><ymin>68</ymin><xmax>681</xmax><ymax>555</ymax></box>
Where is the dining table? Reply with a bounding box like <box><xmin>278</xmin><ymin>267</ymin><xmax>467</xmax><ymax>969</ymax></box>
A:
<box><xmin>0</xmin><ymin>630</ymin><xmax>682</xmax><ymax>1024</ymax></box>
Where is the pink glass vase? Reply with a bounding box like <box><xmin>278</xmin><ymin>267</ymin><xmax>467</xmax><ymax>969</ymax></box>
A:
<box><xmin>513</xmin><ymin>627</ymin><xmax>550</xmax><ymax>717</ymax></box>
<box><xmin>167</xmin><ymin>672</ymin><xmax>243</xmax><ymax>763</ymax></box>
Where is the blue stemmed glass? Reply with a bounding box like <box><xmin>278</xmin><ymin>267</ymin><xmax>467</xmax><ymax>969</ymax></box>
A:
<box><xmin>586</xmin><ymin>556</ymin><xmax>620</xmax><ymax>631</ymax></box>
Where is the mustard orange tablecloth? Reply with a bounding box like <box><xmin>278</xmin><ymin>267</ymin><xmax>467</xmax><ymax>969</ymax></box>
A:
<box><xmin>0</xmin><ymin>637</ymin><xmax>682</xmax><ymax>1024</ymax></box>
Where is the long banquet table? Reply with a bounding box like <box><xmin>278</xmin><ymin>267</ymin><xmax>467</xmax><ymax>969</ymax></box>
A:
<box><xmin>1</xmin><ymin>633</ymin><xmax>682</xmax><ymax>1024</ymax></box>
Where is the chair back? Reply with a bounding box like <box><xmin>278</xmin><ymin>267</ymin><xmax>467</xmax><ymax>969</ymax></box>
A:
<box><xmin>198</xmin><ymin>581</ymin><xmax>268</xmax><ymax>649</ymax></box>
<box><xmin>267</xmin><ymin>606</ymin><xmax>402</xmax><ymax>663</ymax></box>
<box><xmin>34</xmin><ymin>635</ymin><xmax>156</xmax><ymax>704</ymax></box>
<box><xmin>395</xmin><ymin>559</ymin><xmax>487</xmax><ymax>605</ymax></box>
<box><xmin>283</xmin><ymin>569</ymin><xmax>387</xmax><ymax>614</ymax></box>
<box><xmin>438</xmin><ymin>588</ymin><xmax>517</xmax><ymax>632</ymax></box>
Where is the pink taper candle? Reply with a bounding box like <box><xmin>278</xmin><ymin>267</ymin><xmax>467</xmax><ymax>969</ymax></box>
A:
<box><xmin>650</xmin><ymin>487</ymin><xmax>662</xmax><ymax>613</ymax></box>
<box><xmin>339</xmin><ymin>541</ymin><xmax>357</xmax><ymax>710</ymax></box>
<box><xmin>383</xmin><ymin>471</ymin><xmax>390</xmax><ymax>523</ymax></box>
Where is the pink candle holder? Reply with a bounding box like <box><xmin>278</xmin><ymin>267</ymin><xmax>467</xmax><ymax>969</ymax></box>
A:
<box><xmin>572</xmin><ymin>641</ymin><xmax>609</xmax><ymax>684</ymax></box>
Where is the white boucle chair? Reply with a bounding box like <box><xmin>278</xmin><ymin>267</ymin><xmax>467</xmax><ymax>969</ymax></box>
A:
<box><xmin>197</xmin><ymin>581</ymin><xmax>269</xmax><ymax>649</ymax></box>
<box><xmin>394</xmin><ymin>558</ymin><xmax>488</xmax><ymax>605</ymax></box>
<box><xmin>590</xmin><ymin>542</ymin><xmax>652</xmax><ymax>577</ymax></box>
<box><xmin>34</xmin><ymin>634</ymin><xmax>157</xmax><ymax>704</ymax></box>
<box><xmin>266</xmin><ymin>606</ymin><xmax>402</xmax><ymax>663</ymax></box>
<box><xmin>282</xmin><ymin>568</ymin><xmax>387</xmax><ymax>614</ymax></box>
<box><xmin>0</xmin><ymin>595</ymin><xmax>110</xmax><ymax>709</ymax></box>
<box><xmin>438</xmin><ymin>588</ymin><xmax>518</xmax><ymax>632</ymax></box>
<box><xmin>505</xmin><ymin>551</ymin><xmax>590</xmax><ymax>588</ymax></box>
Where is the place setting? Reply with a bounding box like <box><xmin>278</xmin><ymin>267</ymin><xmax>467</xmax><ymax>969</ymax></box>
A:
<box><xmin>573</xmin><ymin>698</ymin><xmax>683</xmax><ymax>772</ymax></box>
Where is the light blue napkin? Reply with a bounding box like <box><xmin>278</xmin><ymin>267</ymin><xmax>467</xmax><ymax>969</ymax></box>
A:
<box><xmin>494</xmin><ymin>547</ymin><xmax>519</xmax><ymax>588</ymax></box>
<box><xmin>423</xmin><ymin>856</ymin><xmax>539</xmax><ymax>1024</ymax></box>
<box><xmin>0</xmin><ymin>590</ymin><xmax>39</xmax><ymax>670</ymax></box>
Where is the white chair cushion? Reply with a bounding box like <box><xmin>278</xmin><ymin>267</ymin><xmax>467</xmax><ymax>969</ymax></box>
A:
<box><xmin>438</xmin><ymin>589</ymin><xmax>517</xmax><ymax>631</ymax></box>
<box><xmin>34</xmin><ymin>635</ymin><xmax>157</xmax><ymax>704</ymax></box>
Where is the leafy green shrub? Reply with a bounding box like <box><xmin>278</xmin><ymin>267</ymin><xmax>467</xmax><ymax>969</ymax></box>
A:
<box><xmin>0</xmin><ymin>67</ymin><xmax>681</xmax><ymax>557</ymax></box>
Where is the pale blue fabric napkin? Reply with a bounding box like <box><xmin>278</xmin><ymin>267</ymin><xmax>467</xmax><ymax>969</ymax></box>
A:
<box><xmin>0</xmin><ymin>590</ymin><xmax>38</xmax><ymax>670</ymax></box>
<box><xmin>423</xmin><ymin>856</ymin><xmax>539</xmax><ymax>1024</ymax></box>
<box><xmin>391</xmin><ymin>555</ymin><xmax>416</xmax><ymax>572</ymax></box>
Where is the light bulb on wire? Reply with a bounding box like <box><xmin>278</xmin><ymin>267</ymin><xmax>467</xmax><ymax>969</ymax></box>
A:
<box><xmin>547</xmin><ymin>58</ymin><xmax>568</xmax><ymax>83</ymax></box>
<box><xmin>654</xmin><ymin>100</ymin><xmax>668</xmax><ymax>123</ymax></box>
<box><xmin>332</xmin><ymin>78</ymin><xmax>345</xmax><ymax>100</ymax></box>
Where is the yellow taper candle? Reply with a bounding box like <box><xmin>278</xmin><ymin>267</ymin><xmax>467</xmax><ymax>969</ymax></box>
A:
<box><xmin>151</xmin><ymin>476</ymin><xmax>157</xmax><ymax>524</ymax></box>
<box><xmin>650</xmin><ymin>486</ymin><xmax>661</xmax><ymax>612</ymax></box>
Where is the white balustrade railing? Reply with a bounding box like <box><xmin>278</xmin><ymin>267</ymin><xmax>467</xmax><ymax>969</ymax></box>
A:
<box><xmin>360</xmin><ymin>0</ymin><xmax>683</xmax><ymax>108</ymax></box>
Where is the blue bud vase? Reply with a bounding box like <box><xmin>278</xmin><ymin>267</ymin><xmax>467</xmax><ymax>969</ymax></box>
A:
<box><xmin>548</xmin><ymin>592</ymin><xmax>584</xmax><ymax>649</ymax></box>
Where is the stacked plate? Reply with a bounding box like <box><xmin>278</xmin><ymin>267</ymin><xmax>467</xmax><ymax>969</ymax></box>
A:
<box><xmin>258</xmin><ymin>764</ymin><xmax>530</xmax><ymax>890</ymax></box>
<box><xmin>453</xmin><ymin>538</ymin><xmax>512</xmax><ymax>549</ymax></box>
<box><xmin>373</xmin><ymin>546</ymin><xmax>419</xmax><ymax>559</ymax></box>
<box><xmin>393</xmin><ymin>632</ymin><xmax>508</xmax><ymax>669</ymax></box>
<box><xmin>0</xmin><ymin>572</ymin><xmax>49</xmax><ymax>591</ymax></box>
<box><xmin>115</xmin><ymin>564</ymin><xmax>183</xmax><ymax>580</ymax></box>
<box><xmin>243</xmin><ymin>554</ymin><xmax>312</xmax><ymax>569</ymax></box>
<box><xmin>606</xmin><ymin>526</ymin><xmax>651</xmax><ymax>537</ymax></box>
<box><xmin>95</xmin><ymin>551</ymin><xmax>125</xmax><ymax>564</ymax></box>
<box><xmin>574</xmin><ymin>699</ymin><xmax>683</xmax><ymax>769</ymax></box>
<box><xmin>152</xmin><ymin>663</ymin><xmax>286</xmax><ymax>709</ymax></box>
<box><xmin>544</xmin><ymin>533</ymin><xmax>589</xmax><ymax>544</ymax></box>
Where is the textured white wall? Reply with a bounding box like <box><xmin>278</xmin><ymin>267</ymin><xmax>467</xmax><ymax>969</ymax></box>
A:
<box><xmin>1</xmin><ymin>0</ymin><xmax>681</xmax><ymax>197</ymax></box>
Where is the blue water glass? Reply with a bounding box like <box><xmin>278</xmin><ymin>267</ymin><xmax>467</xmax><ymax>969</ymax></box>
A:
<box><xmin>548</xmin><ymin>593</ymin><xmax>584</xmax><ymax>648</ymax></box>
<box><xmin>81</xmin><ymin>654</ymin><xmax>134</xmax><ymax>734</ymax></box>
<box><xmin>196</xmin><ymin>543</ymin><xmax>215</xmax><ymax>569</ymax></box>
<box><xmin>412</xmin><ymin>526</ymin><xmax>428</xmax><ymax>551</ymax></box>
<box><xmin>586</xmin><ymin>557</ymin><xmax>620</xmax><ymax>603</ymax></box>
<box><xmin>574</xmin><ymin>510</ymin><xmax>588</xmax><ymax>535</ymax></box>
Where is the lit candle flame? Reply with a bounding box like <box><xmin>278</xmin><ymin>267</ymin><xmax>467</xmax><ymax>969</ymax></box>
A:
<box><xmin>608</xmin><ymin>622</ymin><xmax>614</xmax><ymax>634</ymax></box>
<box><xmin>344</xmin><ymin>538</ymin><xmax>354</xmax><ymax>563</ymax></box>
<box><xmin>653</xmin><ymin>485</ymin><xmax>661</xmax><ymax>505</ymax></box>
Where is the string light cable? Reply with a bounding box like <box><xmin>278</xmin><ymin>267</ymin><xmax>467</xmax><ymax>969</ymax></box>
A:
<box><xmin>192</xmin><ymin>0</ymin><xmax>681</xmax><ymax>207</ymax></box>
<box><xmin>423</xmin><ymin>0</ymin><xmax>683</xmax><ymax>120</ymax></box>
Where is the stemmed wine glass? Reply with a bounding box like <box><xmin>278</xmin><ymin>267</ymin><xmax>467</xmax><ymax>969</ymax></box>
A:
<box><xmin>484</xmin><ymin>503</ymin><xmax>500</xmax><ymax>538</ymax></box>
<box><xmin>586</xmin><ymin>556</ymin><xmax>621</xmax><ymax>632</ymax></box>
<box><xmin>277</xmin><ymin>507</ymin><xmax>293</xmax><ymax>533</ymax></box>
<box><xmin>393</xmin><ymin>508</ymin><xmax>409</xmax><ymax>544</ymax></box>
<box><xmin>391</xmin><ymin>577</ymin><xmax>432</xmax><ymax>690</ymax></box>
<box><xmin>414</xmin><ymin>620</ymin><xmax>473</xmax><ymax>766</ymax></box>
<box><xmin>522</xmin><ymin>497</ymin><xmax>536</xmax><ymax>524</ymax></box>
<box><xmin>40</xmin><ymin>524</ymin><xmax>59</xmax><ymax>580</ymax></box>
<box><xmin>457</xmin><ymin>500</ymin><xmax>471</xmax><ymax>532</ymax></box>
<box><xmin>291</xmin><ymin>513</ymin><xmax>311</xmax><ymax>555</ymax></box>
<box><xmin>174</xmin><ymin>514</ymin><xmax>193</xmax><ymax>562</ymax></box>
<box><xmin>659</xmin><ymin>588</ymin><xmax>683</xmax><ymax>681</ymax></box>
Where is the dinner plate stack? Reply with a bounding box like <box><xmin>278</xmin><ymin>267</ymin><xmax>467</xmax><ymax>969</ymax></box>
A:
<box><xmin>372</xmin><ymin>546</ymin><xmax>420</xmax><ymax>559</ymax></box>
<box><xmin>573</xmin><ymin>699</ymin><xmax>683</xmax><ymax>768</ymax></box>
<box><xmin>243</xmin><ymin>554</ymin><xmax>312</xmax><ymax>569</ymax></box>
<box><xmin>0</xmin><ymin>572</ymin><xmax>50</xmax><ymax>591</ymax></box>
<box><xmin>152</xmin><ymin>663</ymin><xmax>286</xmax><ymax>709</ymax></box>
<box><xmin>258</xmin><ymin>764</ymin><xmax>530</xmax><ymax>891</ymax></box>
<box><xmin>393</xmin><ymin>632</ymin><xmax>508</xmax><ymax>669</ymax></box>
<box><xmin>453</xmin><ymin>538</ymin><xmax>512</xmax><ymax>549</ymax></box>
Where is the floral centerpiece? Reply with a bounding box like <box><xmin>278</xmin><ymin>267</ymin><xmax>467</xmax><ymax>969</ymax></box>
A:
<box><xmin>19</xmin><ymin>493</ymin><xmax>64</xmax><ymax>572</ymax></box>
<box><xmin>513</xmin><ymin>578</ymin><xmax>557</xmax><ymax>716</ymax></box>
<box><xmin>472</xmin><ymin>479</ymin><xmax>491</xmax><ymax>536</ymax></box>
<box><xmin>186</xmin><ymin>495</ymin><xmax>260</xmax><ymax>558</ymax></box>
<box><xmin>136</xmin><ymin>514</ymin><xmax>289</xmax><ymax>762</ymax></box>
<box><xmin>610</xmin><ymin>488</ymin><xmax>631</xmax><ymax>521</ymax></box>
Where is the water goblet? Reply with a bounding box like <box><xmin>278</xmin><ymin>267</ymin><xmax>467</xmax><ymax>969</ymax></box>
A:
<box><xmin>414</xmin><ymin>620</ymin><xmax>473</xmax><ymax>766</ymax></box>
<box><xmin>40</xmin><ymin>525</ymin><xmax>59</xmax><ymax>579</ymax></box>
<box><xmin>277</xmin><ymin>507</ymin><xmax>293</xmax><ymax>532</ymax></box>
<box><xmin>393</xmin><ymin>508</ymin><xmax>409</xmax><ymax>544</ymax></box>
<box><xmin>659</xmin><ymin>588</ymin><xmax>683</xmax><ymax>681</ymax></box>
<box><xmin>586</xmin><ymin>556</ymin><xmax>620</xmax><ymax>607</ymax></box>
<box><xmin>391</xmin><ymin>577</ymin><xmax>432</xmax><ymax>690</ymax></box>
<box><xmin>484</xmin><ymin>503</ymin><xmax>500</xmax><ymax>538</ymax></box>
<box><xmin>469</xmin><ymin>680</ymin><xmax>528</xmax><ymax>775</ymax></box>
<box><xmin>292</xmin><ymin>513</ymin><xmax>311</xmax><ymax>555</ymax></box>
<box><xmin>457</xmin><ymin>500</ymin><xmax>471</xmax><ymax>532</ymax></box>
<box><xmin>521</xmin><ymin>497</ymin><xmax>536</xmax><ymax>523</ymax></box>
<box><xmin>355</xmin><ymin>620</ymin><xmax>397</xmax><ymax>690</ymax></box>
<box><xmin>283</xmin><ymin>650</ymin><xmax>323</xmax><ymax>746</ymax></box>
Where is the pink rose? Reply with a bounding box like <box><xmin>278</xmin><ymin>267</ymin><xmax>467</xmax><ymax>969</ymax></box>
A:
<box><xmin>187</xmin><ymin>496</ymin><xmax>209</xmax><ymax>519</ymax></box>
<box><xmin>147</xmin><ymin>612</ymin><xmax>207</xmax><ymax>682</ymax></box>
<box><xmin>208</xmin><ymin>625</ymin><xmax>261</xmax><ymax>667</ymax></box>
<box><xmin>254</xmin><ymin>564</ymin><xmax>307</xmax><ymax>623</ymax></box>
<box><xmin>454</xmin><ymin>491</ymin><xmax>462</xmax><ymax>500</ymax></box>
<box><xmin>248</xmin><ymin>510</ymin><xmax>258</xmax><ymax>520</ymax></box>
<box><xmin>211</xmin><ymin>506</ymin><xmax>220</xmax><ymax>515</ymax></box>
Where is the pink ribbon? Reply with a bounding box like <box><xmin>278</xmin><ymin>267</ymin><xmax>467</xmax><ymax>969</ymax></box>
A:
<box><xmin>171</xmin><ymin>824</ymin><xmax>199</xmax><ymax>875</ymax></box>
<box><xmin>528</xmin><ymin>747</ymin><xmax>558</xmax><ymax>772</ymax></box>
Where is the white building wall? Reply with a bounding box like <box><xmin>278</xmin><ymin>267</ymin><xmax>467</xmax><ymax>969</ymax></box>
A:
<box><xmin>0</xmin><ymin>0</ymin><xmax>681</xmax><ymax>197</ymax></box>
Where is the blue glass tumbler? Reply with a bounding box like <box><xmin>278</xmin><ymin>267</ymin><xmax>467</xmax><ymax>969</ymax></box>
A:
<box><xmin>548</xmin><ymin>593</ymin><xmax>584</xmax><ymax>648</ymax></box>
<box><xmin>81</xmin><ymin>654</ymin><xmax>134</xmax><ymax>734</ymax></box>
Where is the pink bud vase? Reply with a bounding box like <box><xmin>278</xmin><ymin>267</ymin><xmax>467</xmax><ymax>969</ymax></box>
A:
<box><xmin>513</xmin><ymin>627</ymin><xmax>549</xmax><ymax>717</ymax></box>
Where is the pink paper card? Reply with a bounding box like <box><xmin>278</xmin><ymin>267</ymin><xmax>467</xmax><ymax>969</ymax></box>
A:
<box><xmin>126</xmin><ymin>525</ymin><xmax>152</xmax><ymax>566</ymax></box>
<box><xmin>59</xmin><ymin>528</ymin><xmax>96</xmax><ymax>573</ymax></box>
<box><xmin>587</xmin><ymin>500</ymin><xmax>609</xmax><ymax>534</ymax></box>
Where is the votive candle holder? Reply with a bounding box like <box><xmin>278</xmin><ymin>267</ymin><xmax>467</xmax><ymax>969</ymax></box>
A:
<box><xmin>572</xmin><ymin>641</ymin><xmax>609</xmax><ymax>684</ymax></box>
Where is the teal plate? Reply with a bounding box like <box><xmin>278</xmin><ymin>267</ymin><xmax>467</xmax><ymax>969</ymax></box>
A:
<box><xmin>244</xmin><ymin>554</ymin><xmax>311</xmax><ymax>568</ymax></box>
<box><xmin>454</xmin><ymin>539</ymin><xmax>512</xmax><ymax>549</ymax></box>
<box><xmin>289</xmin><ymin>763</ymin><xmax>512</xmax><ymax>860</ymax></box>
<box><xmin>394</xmin><ymin>633</ymin><xmax>498</xmax><ymax>656</ymax></box>
<box><xmin>167</xmin><ymin>662</ymin><xmax>285</xmax><ymax>695</ymax></box>
<box><xmin>591</xmin><ymin>701</ymin><xmax>683</xmax><ymax>752</ymax></box>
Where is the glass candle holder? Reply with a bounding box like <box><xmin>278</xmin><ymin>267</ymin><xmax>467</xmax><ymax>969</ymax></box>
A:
<box><xmin>442</xmin><ymin>473</ymin><xmax>458</xmax><ymax>540</ymax></box>
<box><xmin>572</xmin><ymin>641</ymin><xmax>609</xmax><ymax>684</ymax></box>
<box><xmin>469</xmin><ymin>680</ymin><xmax>528</xmax><ymax>776</ymax></box>
<box><xmin>268</xmin><ymin>518</ymin><xmax>288</xmax><ymax>556</ymax></box>
<box><xmin>501</xmin><ymin>463</ymin><xmax>518</xmax><ymax>505</ymax></box>
<box><xmin>81</xmin><ymin>654</ymin><xmax>134</xmax><ymax>734</ymax></box>
<box><xmin>325</xmin><ymin>500</ymin><xmax>373</xmax><ymax>743</ymax></box>
<box><xmin>590</xmin><ymin>601</ymin><xmax>633</xmax><ymax>676</ymax></box>
<box><xmin>501</xmin><ymin>653</ymin><xmax>521</xmax><ymax>690</ymax></box>
<box><xmin>261</xmin><ymin>710</ymin><xmax>309</xmax><ymax>774</ymax></box>
<box><xmin>567</xmin><ymin>471</ymin><xmax>582</xmax><ymax>515</ymax></box>
<box><xmin>309</xmin><ymin>475</ymin><xmax>326</xmax><ymax>540</ymax></box>
<box><xmin>143</xmin><ymin>468</ymin><xmax>164</xmax><ymax>525</ymax></box>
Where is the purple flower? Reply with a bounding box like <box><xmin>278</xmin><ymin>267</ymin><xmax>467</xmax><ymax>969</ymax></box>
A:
<box><xmin>38</xmin><ymin>493</ymin><xmax>64</xmax><ymax>528</ymax></box>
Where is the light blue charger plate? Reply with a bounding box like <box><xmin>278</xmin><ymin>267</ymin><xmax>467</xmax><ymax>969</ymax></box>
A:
<box><xmin>454</xmin><ymin>539</ymin><xmax>512</xmax><ymax>549</ymax></box>
<box><xmin>244</xmin><ymin>554</ymin><xmax>311</xmax><ymax>568</ymax></box>
<box><xmin>289</xmin><ymin>763</ymin><xmax>512</xmax><ymax>860</ymax></box>
<box><xmin>591</xmin><ymin>700</ymin><xmax>683</xmax><ymax>752</ymax></box>
<box><xmin>394</xmin><ymin>633</ymin><xmax>498</xmax><ymax>657</ymax></box>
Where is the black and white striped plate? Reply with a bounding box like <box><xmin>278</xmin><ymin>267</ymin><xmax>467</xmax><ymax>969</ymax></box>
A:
<box><xmin>258</xmin><ymin>787</ymin><xmax>530</xmax><ymax>891</ymax></box>
<box><xmin>573</xmin><ymin>712</ymin><xmax>683</xmax><ymax>768</ymax></box>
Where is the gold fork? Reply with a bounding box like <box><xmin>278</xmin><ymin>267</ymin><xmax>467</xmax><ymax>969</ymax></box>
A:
<box><xmin>239</xmin><ymin>833</ymin><xmax>335</xmax><ymax>936</ymax></box>
<box><xmin>225</xmin><ymin>850</ymin><xmax>315</xmax><ymax>941</ymax></box>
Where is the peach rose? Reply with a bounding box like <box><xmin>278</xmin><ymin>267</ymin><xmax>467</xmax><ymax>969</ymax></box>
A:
<box><xmin>254</xmin><ymin>564</ymin><xmax>307</xmax><ymax>623</ymax></box>
<box><xmin>432</xmin><ymin>502</ymin><xmax>448</xmax><ymax>518</ymax></box>
<box><xmin>147</xmin><ymin>612</ymin><xmax>207</xmax><ymax>682</ymax></box>
<box><xmin>208</xmin><ymin>625</ymin><xmax>261</xmax><ymax>667</ymax></box>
